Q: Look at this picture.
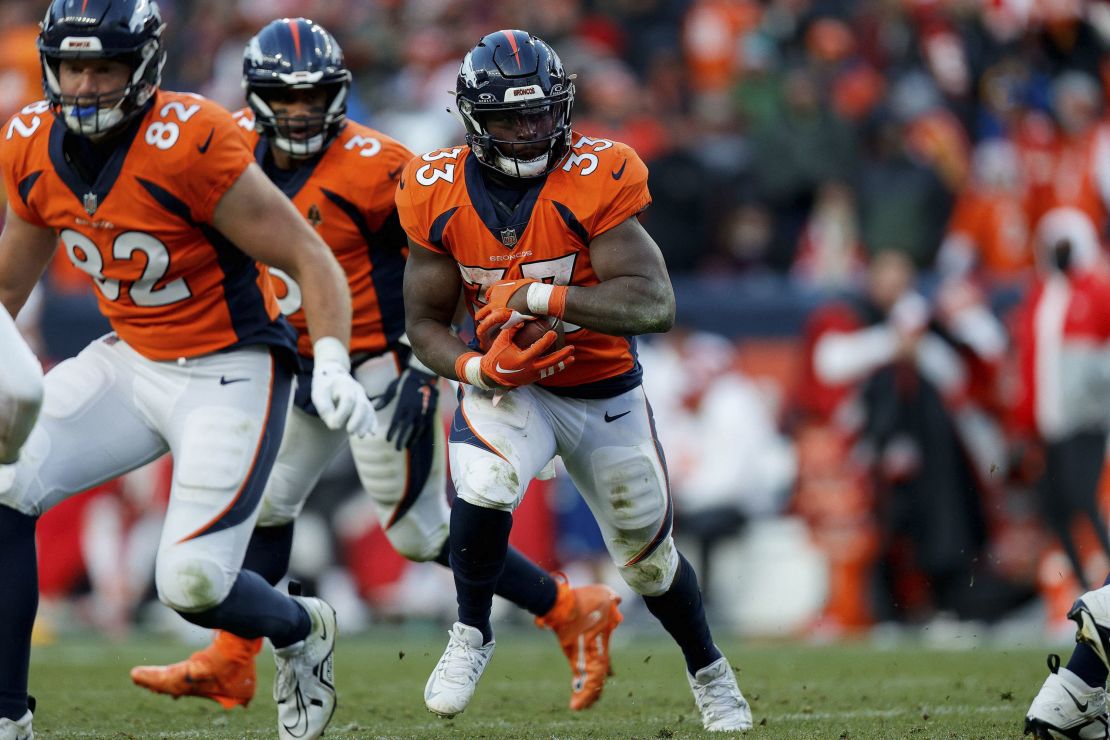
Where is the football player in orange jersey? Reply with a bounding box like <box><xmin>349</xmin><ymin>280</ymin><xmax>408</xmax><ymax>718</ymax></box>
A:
<box><xmin>0</xmin><ymin>2</ymin><xmax>377</xmax><ymax>739</ymax></box>
<box><xmin>129</xmin><ymin>17</ymin><xmax>624</xmax><ymax>716</ymax></box>
<box><xmin>397</xmin><ymin>30</ymin><xmax>752</xmax><ymax>730</ymax></box>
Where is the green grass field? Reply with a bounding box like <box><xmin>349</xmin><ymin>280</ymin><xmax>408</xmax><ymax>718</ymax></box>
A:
<box><xmin>28</xmin><ymin>626</ymin><xmax>1054</xmax><ymax>739</ymax></box>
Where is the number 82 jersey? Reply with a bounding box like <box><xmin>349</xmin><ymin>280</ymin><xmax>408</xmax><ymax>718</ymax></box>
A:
<box><xmin>0</xmin><ymin>91</ymin><xmax>293</xmax><ymax>362</ymax></box>
<box><xmin>396</xmin><ymin>132</ymin><xmax>651</xmax><ymax>397</ymax></box>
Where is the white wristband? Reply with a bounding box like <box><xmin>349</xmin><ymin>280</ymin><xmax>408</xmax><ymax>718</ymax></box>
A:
<box><xmin>526</xmin><ymin>282</ymin><xmax>555</xmax><ymax>315</ymax></box>
<box><xmin>464</xmin><ymin>355</ymin><xmax>492</xmax><ymax>390</ymax></box>
<box><xmin>313</xmin><ymin>336</ymin><xmax>351</xmax><ymax>370</ymax></box>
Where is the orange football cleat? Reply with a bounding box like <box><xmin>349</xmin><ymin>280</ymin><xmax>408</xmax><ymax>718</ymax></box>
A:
<box><xmin>130</xmin><ymin>630</ymin><xmax>262</xmax><ymax>709</ymax></box>
<box><xmin>535</xmin><ymin>575</ymin><xmax>623</xmax><ymax>711</ymax></box>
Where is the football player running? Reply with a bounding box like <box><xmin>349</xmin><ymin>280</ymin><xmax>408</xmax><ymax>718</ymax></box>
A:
<box><xmin>130</xmin><ymin>17</ymin><xmax>623</xmax><ymax>716</ymax></box>
<box><xmin>0</xmin><ymin>2</ymin><xmax>376</xmax><ymax>739</ymax></box>
<box><xmin>397</xmin><ymin>30</ymin><xmax>752</xmax><ymax>731</ymax></box>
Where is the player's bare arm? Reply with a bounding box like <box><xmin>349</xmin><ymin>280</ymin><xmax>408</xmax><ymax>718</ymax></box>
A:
<box><xmin>0</xmin><ymin>205</ymin><xmax>61</xmax><ymax>318</ymax></box>
<box><xmin>501</xmin><ymin>215</ymin><xmax>675</xmax><ymax>336</ymax></box>
<box><xmin>403</xmin><ymin>239</ymin><xmax>472</xmax><ymax>379</ymax></box>
<box><xmin>213</xmin><ymin>163</ymin><xmax>352</xmax><ymax>346</ymax></box>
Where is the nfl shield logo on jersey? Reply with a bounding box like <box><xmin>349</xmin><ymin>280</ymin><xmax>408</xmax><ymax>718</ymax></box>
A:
<box><xmin>83</xmin><ymin>192</ymin><xmax>98</xmax><ymax>216</ymax></box>
<box><xmin>500</xmin><ymin>227</ymin><xmax>518</xmax><ymax>247</ymax></box>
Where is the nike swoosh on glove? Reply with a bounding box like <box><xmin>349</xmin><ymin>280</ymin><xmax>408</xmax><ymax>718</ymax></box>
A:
<box><xmin>373</xmin><ymin>367</ymin><xmax>439</xmax><ymax>450</ymax></box>
<box><xmin>311</xmin><ymin>337</ymin><xmax>378</xmax><ymax>437</ymax></box>
<box><xmin>478</xmin><ymin>308</ymin><xmax>575</xmax><ymax>388</ymax></box>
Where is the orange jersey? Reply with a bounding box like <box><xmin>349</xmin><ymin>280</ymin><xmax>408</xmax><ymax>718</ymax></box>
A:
<box><xmin>232</xmin><ymin>109</ymin><xmax>413</xmax><ymax>358</ymax></box>
<box><xmin>1</xmin><ymin>92</ymin><xmax>293</xmax><ymax>361</ymax></box>
<box><xmin>396</xmin><ymin>134</ymin><xmax>652</xmax><ymax>395</ymax></box>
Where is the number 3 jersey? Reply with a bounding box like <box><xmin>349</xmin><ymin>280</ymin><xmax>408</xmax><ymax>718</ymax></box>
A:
<box><xmin>395</xmin><ymin>134</ymin><xmax>651</xmax><ymax>396</ymax></box>
<box><xmin>0</xmin><ymin>91</ymin><xmax>294</xmax><ymax>362</ymax></box>
<box><xmin>233</xmin><ymin>108</ymin><xmax>414</xmax><ymax>359</ymax></box>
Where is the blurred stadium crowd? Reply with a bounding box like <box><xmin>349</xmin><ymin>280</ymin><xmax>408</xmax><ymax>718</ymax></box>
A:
<box><xmin>4</xmin><ymin>0</ymin><xmax>1110</xmax><ymax>643</ymax></box>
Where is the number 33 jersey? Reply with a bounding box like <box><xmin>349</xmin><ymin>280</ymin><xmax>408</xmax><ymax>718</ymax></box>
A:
<box><xmin>0</xmin><ymin>92</ymin><xmax>293</xmax><ymax>361</ymax></box>
<box><xmin>396</xmin><ymin>133</ymin><xmax>651</xmax><ymax>396</ymax></box>
<box><xmin>233</xmin><ymin>108</ymin><xmax>414</xmax><ymax>359</ymax></box>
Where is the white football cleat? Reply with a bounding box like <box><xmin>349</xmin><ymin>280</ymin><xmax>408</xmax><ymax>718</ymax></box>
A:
<box><xmin>0</xmin><ymin>709</ymin><xmax>32</xmax><ymax>740</ymax></box>
<box><xmin>688</xmin><ymin>656</ymin><xmax>753</xmax><ymax>732</ymax></box>
<box><xmin>273</xmin><ymin>596</ymin><xmax>337</xmax><ymax>740</ymax></box>
<box><xmin>424</xmin><ymin>622</ymin><xmax>495</xmax><ymax>718</ymax></box>
<box><xmin>1071</xmin><ymin>588</ymin><xmax>1110</xmax><ymax>671</ymax></box>
<box><xmin>1024</xmin><ymin>654</ymin><xmax>1109</xmax><ymax>739</ymax></box>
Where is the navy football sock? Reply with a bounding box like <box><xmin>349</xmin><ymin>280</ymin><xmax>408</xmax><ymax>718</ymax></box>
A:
<box><xmin>1066</xmin><ymin>644</ymin><xmax>1107</xmax><ymax>688</ymax></box>
<box><xmin>242</xmin><ymin>522</ymin><xmax>294</xmax><ymax>586</ymax></box>
<box><xmin>0</xmin><ymin>507</ymin><xmax>37</xmax><ymax>721</ymax></box>
<box><xmin>497</xmin><ymin>547</ymin><xmax>558</xmax><ymax>616</ymax></box>
<box><xmin>434</xmin><ymin>540</ymin><xmax>556</xmax><ymax>615</ymax></box>
<box><xmin>449</xmin><ymin>499</ymin><xmax>512</xmax><ymax>644</ymax></box>
<box><xmin>434</xmin><ymin>539</ymin><xmax>451</xmax><ymax>567</ymax></box>
<box><xmin>175</xmin><ymin>569</ymin><xmax>310</xmax><ymax>648</ymax></box>
<box><xmin>643</xmin><ymin>553</ymin><xmax>723</xmax><ymax>675</ymax></box>
<box><xmin>1066</xmin><ymin>571</ymin><xmax>1110</xmax><ymax>687</ymax></box>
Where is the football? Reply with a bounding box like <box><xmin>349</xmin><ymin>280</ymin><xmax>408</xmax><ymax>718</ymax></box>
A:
<box><xmin>480</xmin><ymin>313</ymin><xmax>565</xmax><ymax>352</ymax></box>
<box><xmin>513</xmin><ymin>315</ymin><xmax>565</xmax><ymax>350</ymax></box>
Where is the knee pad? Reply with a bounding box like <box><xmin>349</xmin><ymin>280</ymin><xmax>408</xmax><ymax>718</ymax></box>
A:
<box><xmin>591</xmin><ymin>446</ymin><xmax>667</xmax><ymax>530</ymax></box>
<box><xmin>617</xmin><ymin>535</ymin><xmax>679</xmax><ymax>597</ymax></box>
<box><xmin>155</xmin><ymin>549</ymin><xmax>235</xmax><ymax>612</ymax></box>
<box><xmin>451</xmin><ymin>443</ymin><xmax>523</xmax><ymax>512</ymax></box>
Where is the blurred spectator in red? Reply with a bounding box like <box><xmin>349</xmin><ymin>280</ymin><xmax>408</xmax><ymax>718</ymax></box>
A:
<box><xmin>802</xmin><ymin>250</ymin><xmax>1019</xmax><ymax>622</ymax></box>
<box><xmin>937</xmin><ymin>138</ymin><xmax>1032</xmax><ymax>282</ymax></box>
<box><xmin>1009</xmin><ymin>207</ymin><xmax>1110</xmax><ymax>588</ymax></box>
<box><xmin>1019</xmin><ymin>71</ymin><xmax>1110</xmax><ymax>233</ymax></box>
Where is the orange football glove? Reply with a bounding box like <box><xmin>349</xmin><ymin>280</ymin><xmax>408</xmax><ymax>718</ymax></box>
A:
<box><xmin>473</xmin><ymin>308</ymin><xmax>575</xmax><ymax>388</ymax></box>
<box><xmin>476</xmin><ymin>279</ymin><xmax>539</xmax><ymax>322</ymax></box>
<box><xmin>475</xmin><ymin>307</ymin><xmax>533</xmax><ymax>349</ymax></box>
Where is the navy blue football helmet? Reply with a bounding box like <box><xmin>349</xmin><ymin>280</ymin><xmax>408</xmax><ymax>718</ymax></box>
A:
<box><xmin>38</xmin><ymin>0</ymin><xmax>166</xmax><ymax>137</ymax></box>
<box><xmin>243</xmin><ymin>18</ymin><xmax>350</xmax><ymax>158</ymax></box>
<box><xmin>456</xmin><ymin>30</ymin><xmax>575</xmax><ymax>179</ymax></box>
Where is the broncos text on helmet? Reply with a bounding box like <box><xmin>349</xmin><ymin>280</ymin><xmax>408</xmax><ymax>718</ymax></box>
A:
<box><xmin>243</xmin><ymin>18</ymin><xmax>351</xmax><ymax>158</ymax></box>
<box><xmin>38</xmin><ymin>0</ymin><xmax>166</xmax><ymax>137</ymax></box>
<box><xmin>456</xmin><ymin>30</ymin><xmax>575</xmax><ymax>179</ymax></box>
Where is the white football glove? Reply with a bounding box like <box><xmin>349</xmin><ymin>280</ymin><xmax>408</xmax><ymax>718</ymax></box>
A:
<box><xmin>310</xmin><ymin>337</ymin><xmax>377</xmax><ymax>437</ymax></box>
